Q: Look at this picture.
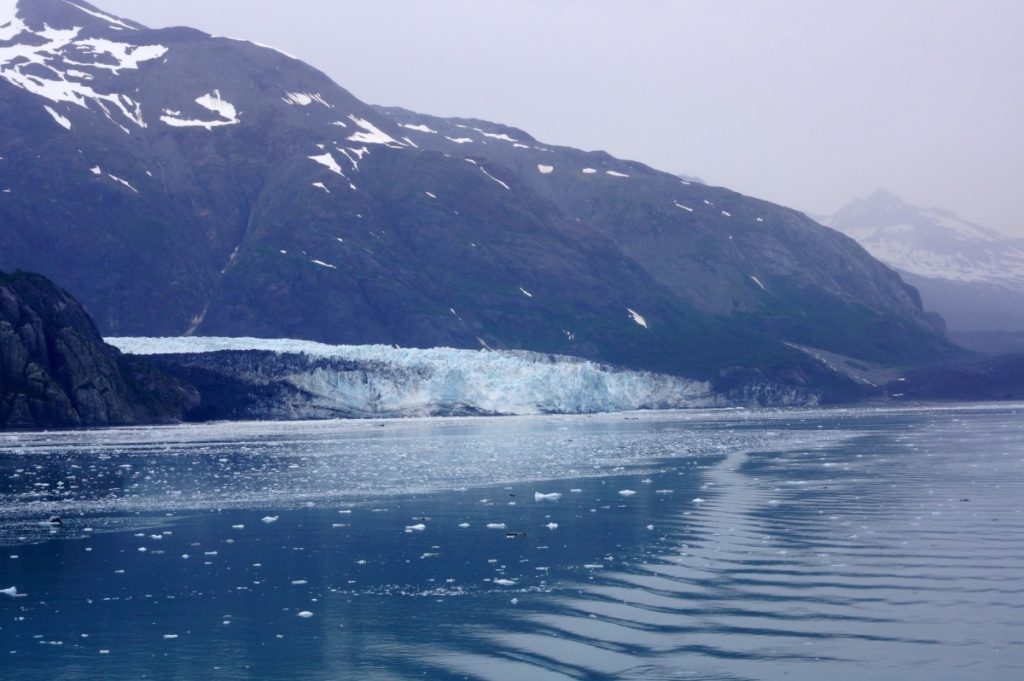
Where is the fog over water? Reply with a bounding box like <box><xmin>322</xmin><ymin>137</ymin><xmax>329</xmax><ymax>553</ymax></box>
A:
<box><xmin>95</xmin><ymin>0</ymin><xmax>1024</xmax><ymax>236</ymax></box>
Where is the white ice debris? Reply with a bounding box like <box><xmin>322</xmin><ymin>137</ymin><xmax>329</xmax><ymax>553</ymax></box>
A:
<box><xmin>161</xmin><ymin>90</ymin><xmax>240</xmax><ymax>129</ymax></box>
<box><xmin>282</xmin><ymin>92</ymin><xmax>330</xmax><ymax>107</ymax></box>
<box><xmin>674</xmin><ymin>201</ymin><xmax>693</xmax><ymax>212</ymax></box>
<box><xmin>261</xmin><ymin>516</ymin><xmax>279</xmax><ymax>523</ymax></box>
<box><xmin>405</xmin><ymin>523</ymin><xmax>426</xmax><ymax>532</ymax></box>
<box><xmin>312</xmin><ymin>182</ymin><xmax>329</xmax><ymax>193</ymax></box>
<box><xmin>297</xmin><ymin>611</ymin><xmax>314</xmax><ymax>618</ymax></box>
<box><xmin>692</xmin><ymin>497</ymin><xmax>706</xmax><ymax>504</ymax></box>
<box><xmin>402</xmin><ymin>122</ymin><xmax>437</xmax><ymax>134</ymax></box>
<box><xmin>44</xmin><ymin>105</ymin><xmax>71</xmax><ymax>129</ymax></box>
<box><xmin>606</xmin><ymin>170</ymin><xmax>630</xmax><ymax>178</ymax></box>
<box><xmin>582</xmin><ymin>168</ymin><xmax>597</xmax><ymax>174</ymax></box>
<box><xmin>721</xmin><ymin>210</ymin><xmax>732</xmax><ymax>217</ymax></box>
<box><xmin>750</xmin><ymin>276</ymin><xmax>766</xmax><ymax>291</ymax></box>
<box><xmin>308</xmin><ymin>152</ymin><xmax>343</xmax><ymax>176</ymax></box>
<box><xmin>310</xmin><ymin>259</ymin><xmax>337</xmax><ymax>270</ymax></box>
<box><xmin>618</xmin><ymin>489</ymin><xmax>637</xmax><ymax>496</ymax></box>
<box><xmin>493</xmin><ymin>579</ymin><xmax>516</xmax><ymax>586</ymax></box>
<box><xmin>486</xmin><ymin>523</ymin><xmax>507</xmax><ymax>530</ymax></box>
<box><xmin>425</xmin><ymin>191</ymin><xmax>436</xmax><ymax>199</ymax></box>
<box><xmin>626</xmin><ymin>308</ymin><xmax>648</xmax><ymax>328</ymax></box>
<box><xmin>106</xmin><ymin>336</ymin><xmax>719</xmax><ymax>416</ymax></box>
<box><xmin>534</xmin><ymin>492</ymin><xmax>562</xmax><ymax>502</ymax></box>
<box><xmin>458</xmin><ymin>522</ymin><xmax>471</xmax><ymax>528</ymax></box>
<box><xmin>545</xmin><ymin>523</ymin><xmax>559</xmax><ymax>530</ymax></box>
<box><xmin>537</xmin><ymin>164</ymin><xmax>554</xmax><ymax>174</ymax></box>
<box><xmin>519</xmin><ymin>287</ymin><xmax>533</xmax><ymax>298</ymax></box>
<box><xmin>1</xmin><ymin>586</ymin><xmax>19</xmax><ymax>597</ymax></box>
<box><xmin>347</xmin><ymin>115</ymin><xmax>403</xmax><ymax>147</ymax></box>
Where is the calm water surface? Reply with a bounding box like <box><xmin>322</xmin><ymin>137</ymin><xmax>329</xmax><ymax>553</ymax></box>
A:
<box><xmin>1</xmin><ymin>404</ymin><xmax>1022</xmax><ymax>680</ymax></box>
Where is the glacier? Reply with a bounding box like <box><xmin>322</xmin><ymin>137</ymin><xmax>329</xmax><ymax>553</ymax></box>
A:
<box><xmin>108</xmin><ymin>337</ymin><xmax>723</xmax><ymax>418</ymax></box>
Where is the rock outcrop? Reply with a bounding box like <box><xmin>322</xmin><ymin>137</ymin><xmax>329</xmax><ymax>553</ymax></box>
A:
<box><xmin>0</xmin><ymin>271</ymin><xmax>197</xmax><ymax>429</ymax></box>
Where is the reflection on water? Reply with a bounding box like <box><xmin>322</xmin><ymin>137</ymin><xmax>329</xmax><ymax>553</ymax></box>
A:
<box><xmin>1</xmin><ymin>405</ymin><xmax>1022</xmax><ymax>680</ymax></box>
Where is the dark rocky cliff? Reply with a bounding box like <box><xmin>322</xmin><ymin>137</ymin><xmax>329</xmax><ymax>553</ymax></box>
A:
<box><xmin>0</xmin><ymin>271</ymin><xmax>197</xmax><ymax>429</ymax></box>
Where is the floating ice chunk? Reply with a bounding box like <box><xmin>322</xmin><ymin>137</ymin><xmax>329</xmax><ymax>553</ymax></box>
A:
<box><xmin>310</xmin><ymin>259</ymin><xmax>337</xmax><ymax>270</ymax></box>
<box><xmin>1</xmin><ymin>586</ymin><xmax>19</xmax><ymax>597</ymax></box>
<box><xmin>312</xmin><ymin>182</ymin><xmax>329</xmax><ymax>193</ymax></box>
<box><xmin>519</xmin><ymin>287</ymin><xmax>534</xmax><ymax>298</ymax></box>
<box><xmin>493</xmin><ymin>579</ymin><xmax>516</xmax><ymax>586</ymax></box>
<box><xmin>44</xmin><ymin>105</ymin><xmax>71</xmax><ymax>129</ymax></box>
<box><xmin>534</xmin><ymin>492</ymin><xmax>561</xmax><ymax>502</ymax></box>
<box><xmin>756</xmin><ymin>217</ymin><xmax>764</xmax><ymax>222</ymax></box>
<box><xmin>297</xmin><ymin>611</ymin><xmax>314</xmax><ymax>618</ymax></box>
<box><xmin>750</xmin><ymin>276</ymin><xmax>766</xmax><ymax>291</ymax></box>
<box><xmin>570</xmin><ymin>489</ymin><xmax>582</xmax><ymax>493</ymax></box>
<box><xmin>606</xmin><ymin>170</ymin><xmax>629</xmax><ymax>178</ymax></box>
<box><xmin>162</xmin><ymin>634</ymin><xmax>178</xmax><ymax>640</ymax></box>
<box><xmin>486</xmin><ymin>523</ymin><xmax>506</xmax><ymax>530</ymax></box>
<box><xmin>425</xmin><ymin>191</ymin><xmax>436</xmax><ymax>199</ymax></box>
<box><xmin>692</xmin><ymin>497</ymin><xmax>706</xmax><ymax>504</ymax></box>
<box><xmin>626</xmin><ymin>308</ymin><xmax>648</xmax><ymax>328</ymax></box>
<box><xmin>646</xmin><ymin>524</ymin><xmax>655</xmax><ymax>530</ymax></box>
<box><xmin>262</xmin><ymin>516</ymin><xmax>279</xmax><ymax>523</ymax></box>
<box><xmin>582</xmin><ymin>168</ymin><xmax>597</xmax><ymax>174</ymax></box>
<box><xmin>618</xmin><ymin>490</ymin><xmax>637</xmax><ymax>497</ymax></box>
<box><xmin>768</xmin><ymin>499</ymin><xmax>781</xmax><ymax>506</ymax></box>
<box><xmin>721</xmin><ymin>210</ymin><xmax>732</xmax><ymax>217</ymax></box>
<box><xmin>402</xmin><ymin>123</ymin><xmax>437</xmax><ymax>134</ymax></box>
<box><xmin>545</xmin><ymin>523</ymin><xmax>559</xmax><ymax>530</ymax></box>
<box><xmin>674</xmin><ymin>201</ymin><xmax>693</xmax><ymax>212</ymax></box>
<box><xmin>458</xmin><ymin>522</ymin><xmax>470</xmax><ymax>528</ymax></box>
<box><xmin>583</xmin><ymin>564</ymin><xmax>604</xmax><ymax>569</ymax></box>
<box><xmin>405</xmin><ymin>523</ymin><xmax>426</xmax><ymax>532</ymax></box>
<box><xmin>90</xmin><ymin>166</ymin><xmax>102</xmax><ymax>175</ymax></box>
<box><xmin>655</xmin><ymin>489</ymin><xmax>674</xmax><ymax>494</ymax></box>
<box><xmin>537</xmin><ymin>164</ymin><xmax>554</xmax><ymax>174</ymax></box>
<box><xmin>291</xmin><ymin>580</ymin><xmax>308</xmax><ymax>585</ymax></box>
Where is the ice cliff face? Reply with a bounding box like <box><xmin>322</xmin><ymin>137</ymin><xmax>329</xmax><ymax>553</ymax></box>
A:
<box><xmin>108</xmin><ymin>337</ymin><xmax>817</xmax><ymax>420</ymax></box>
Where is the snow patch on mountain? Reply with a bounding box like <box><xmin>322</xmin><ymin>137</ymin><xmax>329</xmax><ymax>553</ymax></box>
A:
<box><xmin>347</xmin><ymin>115</ymin><xmax>403</xmax><ymax>147</ymax></box>
<box><xmin>107</xmin><ymin>336</ymin><xmax>719</xmax><ymax>417</ymax></box>
<box><xmin>825</xmin><ymin>190</ymin><xmax>1024</xmax><ymax>289</ymax></box>
<box><xmin>161</xmin><ymin>90</ymin><xmax>239</xmax><ymax>129</ymax></box>
<box><xmin>282</xmin><ymin>91</ymin><xmax>331</xmax><ymax>107</ymax></box>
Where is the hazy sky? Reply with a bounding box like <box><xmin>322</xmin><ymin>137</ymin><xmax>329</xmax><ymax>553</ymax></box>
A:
<box><xmin>99</xmin><ymin>0</ymin><xmax>1024</xmax><ymax>236</ymax></box>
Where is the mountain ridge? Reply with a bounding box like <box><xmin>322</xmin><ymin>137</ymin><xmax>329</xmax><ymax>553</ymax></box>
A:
<box><xmin>0</xmin><ymin>0</ymin><xmax>960</xmax><ymax>398</ymax></box>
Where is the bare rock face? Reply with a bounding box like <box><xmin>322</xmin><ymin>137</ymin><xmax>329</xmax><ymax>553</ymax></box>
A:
<box><xmin>0</xmin><ymin>271</ymin><xmax>197</xmax><ymax>429</ymax></box>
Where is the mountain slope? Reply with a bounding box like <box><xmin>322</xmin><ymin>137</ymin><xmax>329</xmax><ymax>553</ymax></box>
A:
<box><xmin>825</xmin><ymin>190</ymin><xmax>1024</xmax><ymax>346</ymax></box>
<box><xmin>0</xmin><ymin>0</ymin><xmax>959</xmax><ymax>397</ymax></box>
<box><xmin>0</xmin><ymin>270</ymin><xmax>196</xmax><ymax>428</ymax></box>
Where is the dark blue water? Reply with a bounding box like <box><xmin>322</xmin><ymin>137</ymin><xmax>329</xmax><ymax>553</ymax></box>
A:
<box><xmin>1</xmin><ymin>405</ymin><xmax>1022</xmax><ymax>679</ymax></box>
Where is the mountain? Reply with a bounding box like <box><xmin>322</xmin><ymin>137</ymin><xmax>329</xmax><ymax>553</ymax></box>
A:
<box><xmin>824</xmin><ymin>190</ymin><xmax>1024</xmax><ymax>352</ymax></box>
<box><xmin>0</xmin><ymin>270</ymin><xmax>196</xmax><ymax>428</ymax></box>
<box><xmin>0</xmin><ymin>0</ymin><xmax>959</xmax><ymax>399</ymax></box>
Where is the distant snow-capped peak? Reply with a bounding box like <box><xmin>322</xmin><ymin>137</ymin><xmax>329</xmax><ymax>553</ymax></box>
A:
<box><xmin>824</xmin><ymin>189</ymin><xmax>1024</xmax><ymax>290</ymax></box>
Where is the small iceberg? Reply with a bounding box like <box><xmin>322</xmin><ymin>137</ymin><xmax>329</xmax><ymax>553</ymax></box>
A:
<box><xmin>534</xmin><ymin>492</ymin><xmax>562</xmax><ymax>502</ymax></box>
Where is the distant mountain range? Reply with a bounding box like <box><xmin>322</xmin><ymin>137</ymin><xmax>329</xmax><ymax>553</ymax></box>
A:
<box><xmin>824</xmin><ymin>190</ymin><xmax>1024</xmax><ymax>353</ymax></box>
<box><xmin>0</xmin><ymin>0</ymin><xmax>960</xmax><ymax>403</ymax></box>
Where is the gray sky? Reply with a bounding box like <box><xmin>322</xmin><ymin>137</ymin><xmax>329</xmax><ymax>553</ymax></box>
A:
<box><xmin>99</xmin><ymin>0</ymin><xmax>1024</xmax><ymax>236</ymax></box>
